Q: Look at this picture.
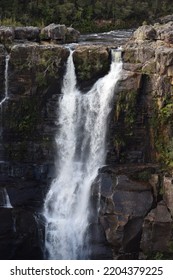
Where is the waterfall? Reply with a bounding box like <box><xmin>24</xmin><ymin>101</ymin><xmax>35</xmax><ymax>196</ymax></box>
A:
<box><xmin>43</xmin><ymin>48</ymin><xmax>122</xmax><ymax>260</ymax></box>
<box><xmin>0</xmin><ymin>54</ymin><xmax>10</xmax><ymax>106</ymax></box>
<box><xmin>0</xmin><ymin>188</ymin><xmax>13</xmax><ymax>208</ymax></box>
<box><xmin>0</xmin><ymin>54</ymin><xmax>10</xmax><ymax>162</ymax></box>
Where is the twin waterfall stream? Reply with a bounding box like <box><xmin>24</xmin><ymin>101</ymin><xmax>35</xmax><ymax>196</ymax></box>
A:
<box><xmin>43</xmin><ymin>48</ymin><xmax>122</xmax><ymax>259</ymax></box>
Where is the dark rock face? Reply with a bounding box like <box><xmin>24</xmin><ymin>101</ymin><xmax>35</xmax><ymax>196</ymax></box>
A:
<box><xmin>0</xmin><ymin>43</ymin><xmax>69</xmax><ymax>259</ymax></box>
<box><xmin>14</xmin><ymin>26</ymin><xmax>41</xmax><ymax>42</ymax></box>
<box><xmin>91</xmin><ymin>168</ymin><xmax>153</xmax><ymax>258</ymax></box>
<box><xmin>140</xmin><ymin>201</ymin><xmax>173</xmax><ymax>254</ymax></box>
<box><xmin>0</xmin><ymin>207</ymin><xmax>44</xmax><ymax>259</ymax></box>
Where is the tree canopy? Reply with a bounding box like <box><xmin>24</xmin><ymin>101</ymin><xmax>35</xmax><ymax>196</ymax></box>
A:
<box><xmin>0</xmin><ymin>0</ymin><xmax>173</xmax><ymax>32</ymax></box>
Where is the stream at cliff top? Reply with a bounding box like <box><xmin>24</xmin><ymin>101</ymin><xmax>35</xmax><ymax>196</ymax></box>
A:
<box><xmin>43</xmin><ymin>48</ymin><xmax>122</xmax><ymax>259</ymax></box>
<box><xmin>79</xmin><ymin>29</ymin><xmax>134</xmax><ymax>45</ymax></box>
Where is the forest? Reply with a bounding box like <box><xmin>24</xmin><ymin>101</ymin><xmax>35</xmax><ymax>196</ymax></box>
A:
<box><xmin>0</xmin><ymin>0</ymin><xmax>173</xmax><ymax>33</ymax></box>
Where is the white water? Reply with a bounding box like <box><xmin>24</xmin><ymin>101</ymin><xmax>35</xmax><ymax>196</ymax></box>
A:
<box><xmin>0</xmin><ymin>188</ymin><xmax>13</xmax><ymax>208</ymax></box>
<box><xmin>44</xmin><ymin>49</ymin><xmax>122</xmax><ymax>259</ymax></box>
<box><xmin>0</xmin><ymin>54</ymin><xmax>10</xmax><ymax>161</ymax></box>
<box><xmin>0</xmin><ymin>54</ymin><xmax>10</xmax><ymax>106</ymax></box>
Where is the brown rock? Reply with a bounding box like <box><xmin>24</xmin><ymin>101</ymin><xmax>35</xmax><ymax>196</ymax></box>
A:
<box><xmin>149</xmin><ymin>174</ymin><xmax>159</xmax><ymax>199</ymax></box>
<box><xmin>133</xmin><ymin>25</ymin><xmax>156</xmax><ymax>41</ymax></box>
<box><xmin>155</xmin><ymin>22</ymin><xmax>173</xmax><ymax>44</ymax></box>
<box><xmin>163</xmin><ymin>176</ymin><xmax>173</xmax><ymax>217</ymax></box>
<box><xmin>155</xmin><ymin>47</ymin><xmax>173</xmax><ymax>75</ymax></box>
<box><xmin>118</xmin><ymin>70</ymin><xmax>142</xmax><ymax>92</ymax></box>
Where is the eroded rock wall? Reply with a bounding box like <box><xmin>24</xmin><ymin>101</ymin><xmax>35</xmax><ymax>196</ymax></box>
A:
<box><xmin>103</xmin><ymin>21</ymin><xmax>173</xmax><ymax>259</ymax></box>
<box><xmin>1</xmin><ymin>20</ymin><xmax>173</xmax><ymax>259</ymax></box>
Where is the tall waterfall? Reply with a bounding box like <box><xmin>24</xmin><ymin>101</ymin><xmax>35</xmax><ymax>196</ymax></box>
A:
<box><xmin>43</xmin><ymin>48</ymin><xmax>122</xmax><ymax>259</ymax></box>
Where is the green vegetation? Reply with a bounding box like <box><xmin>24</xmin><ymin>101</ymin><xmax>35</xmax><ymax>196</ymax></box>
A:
<box><xmin>0</xmin><ymin>0</ymin><xmax>173</xmax><ymax>33</ymax></box>
<box><xmin>150</xmin><ymin>95</ymin><xmax>173</xmax><ymax>169</ymax></box>
<box><xmin>113</xmin><ymin>90</ymin><xmax>138</xmax><ymax>161</ymax></box>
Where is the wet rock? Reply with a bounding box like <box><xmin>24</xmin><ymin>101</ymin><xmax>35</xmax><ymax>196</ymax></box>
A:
<box><xmin>88</xmin><ymin>223</ymin><xmax>113</xmax><ymax>259</ymax></box>
<box><xmin>140</xmin><ymin>201</ymin><xmax>173</xmax><ymax>253</ymax></box>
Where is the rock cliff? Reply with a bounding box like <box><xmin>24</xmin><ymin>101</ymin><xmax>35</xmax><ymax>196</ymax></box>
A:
<box><xmin>102</xmin><ymin>20</ymin><xmax>173</xmax><ymax>259</ymax></box>
<box><xmin>0</xmin><ymin>20</ymin><xmax>173</xmax><ymax>259</ymax></box>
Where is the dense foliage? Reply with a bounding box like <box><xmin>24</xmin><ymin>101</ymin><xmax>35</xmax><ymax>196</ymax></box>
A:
<box><xmin>0</xmin><ymin>0</ymin><xmax>173</xmax><ymax>32</ymax></box>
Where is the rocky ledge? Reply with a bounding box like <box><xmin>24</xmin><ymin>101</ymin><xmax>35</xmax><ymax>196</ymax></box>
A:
<box><xmin>0</xmin><ymin>23</ymin><xmax>80</xmax><ymax>45</ymax></box>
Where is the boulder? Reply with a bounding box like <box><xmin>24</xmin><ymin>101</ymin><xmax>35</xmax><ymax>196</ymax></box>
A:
<box><xmin>66</xmin><ymin>27</ymin><xmax>80</xmax><ymax>43</ymax></box>
<box><xmin>41</xmin><ymin>23</ymin><xmax>67</xmax><ymax>43</ymax></box>
<box><xmin>140</xmin><ymin>201</ymin><xmax>173</xmax><ymax>253</ymax></box>
<box><xmin>155</xmin><ymin>22</ymin><xmax>173</xmax><ymax>44</ymax></box>
<box><xmin>14</xmin><ymin>26</ymin><xmax>40</xmax><ymax>41</ymax></box>
<box><xmin>0</xmin><ymin>26</ymin><xmax>14</xmax><ymax>44</ymax></box>
<box><xmin>158</xmin><ymin>15</ymin><xmax>173</xmax><ymax>24</ymax></box>
<box><xmin>133</xmin><ymin>25</ymin><xmax>156</xmax><ymax>41</ymax></box>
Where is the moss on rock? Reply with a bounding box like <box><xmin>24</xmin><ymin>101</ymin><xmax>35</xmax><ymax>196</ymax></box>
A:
<box><xmin>73</xmin><ymin>46</ymin><xmax>110</xmax><ymax>88</ymax></box>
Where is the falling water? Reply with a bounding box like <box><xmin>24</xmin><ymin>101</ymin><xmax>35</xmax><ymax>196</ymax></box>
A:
<box><xmin>0</xmin><ymin>54</ymin><xmax>10</xmax><ymax>162</ymax></box>
<box><xmin>44</xmin><ymin>48</ymin><xmax>122</xmax><ymax>259</ymax></box>
<box><xmin>0</xmin><ymin>54</ymin><xmax>10</xmax><ymax>106</ymax></box>
<box><xmin>0</xmin><ymin>188</ymin><xmax>13</xmax><ymax>208</ymax></box>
